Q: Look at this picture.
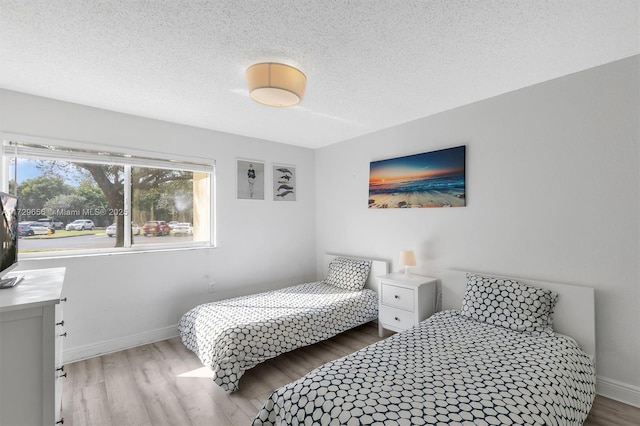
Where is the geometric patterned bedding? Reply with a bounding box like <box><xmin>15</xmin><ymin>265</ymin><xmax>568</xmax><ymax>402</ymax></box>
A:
<box><xmin>178</xmin><ymin>281</ymin><xmax>378</xmax><ymax>393</ymax></box>
<box><xmin>253</xmin><ymin>310</ymin><xmax>596</xmax><ymax>425</ymax></box>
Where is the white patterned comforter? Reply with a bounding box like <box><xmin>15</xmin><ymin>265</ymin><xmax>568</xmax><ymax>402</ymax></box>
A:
<box><xmin>254</xmin><ymin>310</ymin><xmax>596</xmax><ymax>426</ymax></box>
<box><xmin>178</xmin><ymin>281</ymin><xmax>378</xmax><ymax>393</ymax></box>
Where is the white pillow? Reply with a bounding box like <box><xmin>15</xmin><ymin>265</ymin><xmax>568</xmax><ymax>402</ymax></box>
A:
<box><xmin>324</xmin><ymin>257</ymin><xmax>372</xmax><ymax>291</ymax></box>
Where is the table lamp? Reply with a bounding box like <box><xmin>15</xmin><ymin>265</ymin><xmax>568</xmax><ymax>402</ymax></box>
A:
<box><xmin>399</xmin><ymin>250</ymin><xmax>416</xmax><ymax>275</ymax></box>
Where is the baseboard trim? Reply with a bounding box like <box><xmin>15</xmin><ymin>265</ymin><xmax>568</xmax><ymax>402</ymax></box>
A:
<box><xmin>63</xmin><ymin>325</ymin><xmax>179</xmax><ymax>363</ymax></box>
<box><xmin>598</xmin><ymin>375</ymin><xmax>640</xmax><ymax>408</ymax></box>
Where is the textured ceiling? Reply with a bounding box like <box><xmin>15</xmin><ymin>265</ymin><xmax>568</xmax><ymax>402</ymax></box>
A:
<box><xmin>1</xmin><ymin>1</ymin><xmax>638</xmax><ymax>149</ymax></box>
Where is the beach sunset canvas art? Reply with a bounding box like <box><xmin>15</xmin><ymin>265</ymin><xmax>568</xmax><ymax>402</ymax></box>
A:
<box><xmin>369</xmin><ymin>145</ymin><xmax>466</xmax><ymax>208</ymax></box>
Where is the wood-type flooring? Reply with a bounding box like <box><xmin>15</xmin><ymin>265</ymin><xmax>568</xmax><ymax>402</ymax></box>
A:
<box><xmin>62</xmin><ymin>322</ymin><xmax>640</xmax><ymax>425</ymax></box>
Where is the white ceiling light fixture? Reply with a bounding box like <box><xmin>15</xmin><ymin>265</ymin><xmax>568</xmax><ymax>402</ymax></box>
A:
<box><xmin>246</xmin><ymin>62</ymin><xmax>306</xmax><ymax>107</ymax></box>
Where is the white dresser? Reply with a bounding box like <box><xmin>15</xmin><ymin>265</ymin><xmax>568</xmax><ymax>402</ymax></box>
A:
<box><xmin>378</xmin><ymin>273</ymin><xmax>437</xmax><ymax>337</ymax></box>
<box><xmin>0</xmin><ymin>268</ymin><xmax>66</xmax><ymax>426</ymax></box>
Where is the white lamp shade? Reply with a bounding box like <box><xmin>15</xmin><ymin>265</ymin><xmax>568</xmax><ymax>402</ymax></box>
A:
<box><xmin>399</xmin><ymin>250</ymin><xmax>416</xmax><ymax>267</ymax></box>
<box><xmin>246</xmin><ymin>62</ymin><xmax>306</xmax><ymax>107</ymax></box>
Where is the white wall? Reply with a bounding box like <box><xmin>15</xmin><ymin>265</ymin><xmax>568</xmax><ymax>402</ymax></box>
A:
<box><xmin>0</xmin><ymin>89</ymin><xmax>317</xmax><ymax>361</ymax></box>
<box><xmin>315</xmin><ymin>56</ymin><xmax>640</xmax><ymax>404</ymax></box>
<box><xmin>1</xmin><ymin>56</ymin><xmax>638</xmax><ymax>405</ymax></box>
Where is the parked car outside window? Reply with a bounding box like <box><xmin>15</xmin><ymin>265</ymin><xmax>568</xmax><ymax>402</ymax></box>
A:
<box><xmin>171</xmin><ymin>222</ymin><xmax>193</xmax><ymax>236</ymax></box>
<box><xmin>32</xmin><ymin>220</ymin><xmax>55</xmax><ymax>234</ymax></box>
<box><xmin>35</xmin><ymin>218</ymin><xmax>64</xmax><ymax>229</ymax></box>
<box><xmin>18</xmin><ymin>222</ymin><xmax>51</xmax><ymax>236</ymax></box>
<box><xmin>106</xmin><ymin>223</ymin><xmax>140</xmax><ymax>237</ymax></box>
<box><xmin>65</xmin><ymin>219</ymin><xmax>95</xmax><ymax>231</ymax></box>
<box><xmin>142</xmin><ymin>221</ymin><xmax>170</xmax><ymax>236</ymax></box>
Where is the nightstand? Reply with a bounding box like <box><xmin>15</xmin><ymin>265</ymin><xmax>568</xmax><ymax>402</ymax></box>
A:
<box><xmin>377</xmin><ymin>273</ymin><xmax>437</xmax><ymax>337</ymax></box>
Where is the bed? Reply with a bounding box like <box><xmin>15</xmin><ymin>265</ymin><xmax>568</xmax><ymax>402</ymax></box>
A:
<box><xmin>253</xmin><ymin>269</ymin><xmax>597</xmax><ymax>426</ymax></box>
<box><xmin>178</xmin><ymin>254</ymin><xmax>388</xmax><ymax>393</ymax></box>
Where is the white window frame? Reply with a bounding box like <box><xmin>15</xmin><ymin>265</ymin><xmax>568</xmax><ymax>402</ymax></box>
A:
<box><xmin>1</xmin><ymin>133</ymin><xmax>216</xmax><ymax>259</ymax></box>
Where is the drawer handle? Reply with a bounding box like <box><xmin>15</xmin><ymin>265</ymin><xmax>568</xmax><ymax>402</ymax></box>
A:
<box><xmin>56</xmin><ymin>366</ymin><xmax>65</xmax><ymax>372</ymax></box>
<box><xmin>394</xmin><ymin>317</ymin><xmax>400</xmax><ymax>321</ymax></box>
<box><xmin>60</xmin><ymin>297</ymin><xmax>68</xmax><ymax>303</ymax></box>
<box><xmin>58</xmin><ymin>372</ymin><xmax>67</xmax><ymax>379</ymax></box>
<box><xmin>56</xmin><ymin>418</ymin><xmax>64</xmax><ymax>425</ymax></box>
<box><xmin>394</xmin><ymin>295</ymin><xmax>399</xmax><ymax>299</ymax></box>
<box><xmin>56</xmin><ymin>320</ymin><xmax>64</xmax><ymax>327</ymax></box>
<box><xmin>59</xmin><ymin>332</ymin><xmax>67</xmax><ymax>338</ymax></box>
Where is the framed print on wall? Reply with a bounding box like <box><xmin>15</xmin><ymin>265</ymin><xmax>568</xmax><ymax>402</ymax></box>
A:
<box><xmin>273</xmin><ymin>164</ymin><xmax>296</xmax><ymax>201</ymax></box>
<box><xmin>368</xmin><ymin>145</ymin><xmax>466</xmax><ymax>208</ymax></box>
<box><xmin>237</xmin><ymin>159</ymin><xmax>265</xmax><ymax>200</ymax></box>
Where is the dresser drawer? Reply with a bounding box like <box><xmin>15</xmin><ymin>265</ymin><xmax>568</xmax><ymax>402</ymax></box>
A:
<box><xmin>381</xmin><ymin>283</ymin><xmax>414</xmax><ymax>311</ymax></box>
<box><xmin>380</xmin><ymin>305</ymin><xmax>415</xmax><ymax>330</ymax></box>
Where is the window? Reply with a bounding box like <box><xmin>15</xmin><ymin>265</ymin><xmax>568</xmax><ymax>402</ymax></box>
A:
<box><xmin>2</xmin><ymin>136</ymin><xmax>214</xmax><ymax>256</ymax></box>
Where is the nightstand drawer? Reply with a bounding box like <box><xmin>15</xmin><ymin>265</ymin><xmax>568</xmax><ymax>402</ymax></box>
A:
<box><xmin>380</xmin><ymin>305</ymin><xmax>414</xmax><ymax>329</ymax></box>
<box><xmin>381</xmin><ymin>283</ymin><xmax>414</xmax><ymax>311</ymax></box>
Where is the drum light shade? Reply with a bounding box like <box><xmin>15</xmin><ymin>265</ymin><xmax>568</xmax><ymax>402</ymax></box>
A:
<box><xmin>246</xmin><ymin>62</ymin><xmax>306</xmax><ymax>107</ymax></box>
<box><xmin>399</xmin><ymin>250</ymin><xmax>416</xmax><ymax>275</ymax></box>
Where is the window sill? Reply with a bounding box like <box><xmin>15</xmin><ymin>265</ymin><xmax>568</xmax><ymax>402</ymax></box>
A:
<box><xmin>19</xmin><ymin>242</ymin><xmax>215</xmax><ymax>261</ymax></box>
